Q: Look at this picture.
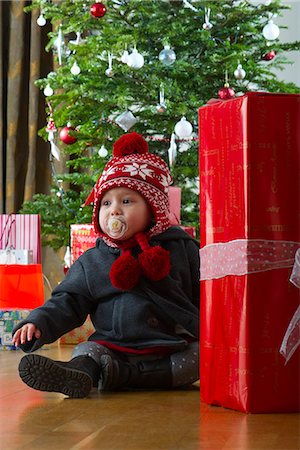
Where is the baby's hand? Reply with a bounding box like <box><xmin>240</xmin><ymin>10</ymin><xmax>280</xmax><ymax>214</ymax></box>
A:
<box><xmin>12</xmin><ymin>323</ymin><xmax>41</xmax><ymax>347</ymax></box>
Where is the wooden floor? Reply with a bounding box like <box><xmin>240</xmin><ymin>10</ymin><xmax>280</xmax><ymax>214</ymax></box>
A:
<box><xmin>0</xmin><ymin>344</ymin><xmax>299</xmax><ymax>450</ymax></box>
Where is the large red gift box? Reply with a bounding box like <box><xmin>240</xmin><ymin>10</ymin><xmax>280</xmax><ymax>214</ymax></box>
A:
<box><xmin>198</xmin><ymin>92</ymin><xmax>300</xmax><ymax>413</ymax></box>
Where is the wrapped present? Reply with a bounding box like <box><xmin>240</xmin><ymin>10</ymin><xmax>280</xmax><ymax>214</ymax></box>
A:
<box><xmin>168</xmin><ymin>186</ymin><xmax>181</xmax><ymax>225</ymax></box>
<box><xmin>71</xmin><ymin>224</ymin><xmax>98</xmax><ymax>264</ymax></box>
<box><xmin>199</xmin><ymin>92</ymin><xmax>300</xmax><ymax>413</ymax></box>
<box><xmin>0</xmin><ymin>214</ymin><xmax>41</xmax><ymax>263</ymax></box>
<box><xmin>0</xmin><ymin>310</ymin><xmax>30</xmax><ymax>350</ymax></box>
<box><xmin>59</xmin><ymin>315</ymin><xmax>95</xmax><ymax>344</ymax></box>
<box><xmin>0</xmin><ymin>264</ymin><xmax>44</xmax><ymax>309</ymax></box>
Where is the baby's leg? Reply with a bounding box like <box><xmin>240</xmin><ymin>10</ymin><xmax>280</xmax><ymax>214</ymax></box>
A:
<box><xmin>170</xmin><ymin>341</ymin><xmax>199</xmax><ymax>387</ymax></box>
<box><xmin>98</xmin><ymin>341</ymin><xmax>199</xmax><ymax>391</ymax></box>
<box><xmin>71</xmin><ymin>341</ymin><xmax>117</xmax><ymax>366</ymax></box>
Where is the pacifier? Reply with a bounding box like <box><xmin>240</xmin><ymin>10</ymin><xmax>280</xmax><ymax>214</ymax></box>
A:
<box><xmin>107</xmin><ymin>217</ymin><xmax>128</xmax><ymax>239</ymax></box>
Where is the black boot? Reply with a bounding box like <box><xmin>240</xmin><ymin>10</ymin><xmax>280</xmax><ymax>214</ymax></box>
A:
<box><xmin>18</xmin><ymin>354</ymin><xmax>100</xmax><ymax>398</ymax></box>
<box><xmin>99</xmin><ymin>354</ymin><xmax>172</xmax><ymax>391</ymax></box>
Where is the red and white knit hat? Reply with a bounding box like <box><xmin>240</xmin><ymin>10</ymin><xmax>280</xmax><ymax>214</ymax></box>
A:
<box><xmin>85</xmin><ymin>132</ymin><xmax>173</xmax><ymax>290</ymax></box>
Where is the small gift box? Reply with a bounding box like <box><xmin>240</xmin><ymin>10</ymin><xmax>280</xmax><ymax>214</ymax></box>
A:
<box><xmin>0</xmin><ymin>310</ymin><xmax>30</xmax><ymax>350</ymax></box>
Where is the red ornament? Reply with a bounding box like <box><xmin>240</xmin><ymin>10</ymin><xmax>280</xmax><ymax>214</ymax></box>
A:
<box><xmin>262</xmin><ymin>50</ymin><xmax>276</xmax><ymax>61</ymax></box>
<box><xmin>63</xmin><ymin>265</ymin><xmax>69</xmax><ymax>276</ymax></box>
<box><xmin>60</xmin><ymin>125</ymin><xmax>77</xmax><ymax>145</ymax></box>
<box><xmin>218</xmin><ymin>85</ymin><xmax>235</xmax><ymax>100</ymax></box>
<box><xmin>90</xmin><ymin>2</ymin><xmax>107</xmax><ymax>18</ymax></box>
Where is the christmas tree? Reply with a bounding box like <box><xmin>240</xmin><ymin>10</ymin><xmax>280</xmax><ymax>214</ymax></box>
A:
<box><xmin>22</xmin><ymin>0</ymin><xmax>300</xmax><ymax>250</ymax></box>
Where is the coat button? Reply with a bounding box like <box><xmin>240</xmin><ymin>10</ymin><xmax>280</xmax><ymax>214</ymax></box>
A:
<box><xmin>148</xmin><ymin>317</ymin><xmax>159</xmax><ymax>328</ymax></box>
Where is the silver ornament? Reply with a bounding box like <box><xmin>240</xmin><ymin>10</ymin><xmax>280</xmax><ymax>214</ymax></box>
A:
<box><xmin>159</xmin><ymin>46</ymin><xmax>176</xmax><ymax>66</ymax></box>
<box><xmin>234</xmin><ymin>64</ymin><xmax>246</xmax><ymax>80</ymax></box>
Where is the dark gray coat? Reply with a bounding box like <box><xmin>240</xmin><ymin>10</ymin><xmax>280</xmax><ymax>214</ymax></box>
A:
<box><xmin>13</xmin><ymin>227</ymin><xmax>200</xmax><ymax>353</ymax></box>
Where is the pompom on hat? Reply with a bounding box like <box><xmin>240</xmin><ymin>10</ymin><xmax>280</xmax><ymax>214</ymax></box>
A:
<box><xmin>85</xmin><ymin>132</ymin><xmax>173</xmax><ymax>290</ymax></box>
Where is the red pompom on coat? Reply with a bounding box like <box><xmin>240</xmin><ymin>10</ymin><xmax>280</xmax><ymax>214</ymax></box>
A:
<box><xmin>138</xmin><ymin>246</ymin><xmax>171</xmax><ymax>281</ymax></box>
<box><xmin>110</xmin><ymin>251</ymin><xmax>141</xmax><ymax>291</ymax></box>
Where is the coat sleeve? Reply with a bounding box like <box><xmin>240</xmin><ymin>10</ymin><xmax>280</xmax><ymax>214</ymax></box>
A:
<box><xmin>12</xmin><ymin>259</ymin><xmax>95</xmax><ymax>353</ymax></box>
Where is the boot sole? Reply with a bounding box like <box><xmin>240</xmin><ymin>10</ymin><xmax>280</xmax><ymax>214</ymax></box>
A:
<box><xmin>18</xmin><ymin>354</ymin><xmax>92</xmax><ymax>398</ymax></box>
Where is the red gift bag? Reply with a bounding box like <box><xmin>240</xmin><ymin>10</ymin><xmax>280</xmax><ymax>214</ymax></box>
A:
<box><xmin>0</xmin><ymin>264</ymin><xmax>44</xmax><ymax>309</ymax></box>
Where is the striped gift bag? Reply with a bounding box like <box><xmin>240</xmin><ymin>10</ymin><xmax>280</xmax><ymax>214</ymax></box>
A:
<box><xmin>0</xmin><ymin>214</ymin><xmax>41</xmax><ymax>264</ymax></box>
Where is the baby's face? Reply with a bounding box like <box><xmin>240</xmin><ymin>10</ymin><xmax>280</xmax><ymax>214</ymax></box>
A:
<box><xmin>99</xmin><ymin>187</ymin><xmax>153</xmax><ymax>240</ymax></box>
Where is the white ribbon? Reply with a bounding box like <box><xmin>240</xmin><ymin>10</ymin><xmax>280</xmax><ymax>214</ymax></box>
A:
<box><xmin>279</xmin><ymin>249</ymin><xmax>300</xmax><ymax>364</ymax></box>
<box><xmin>200</xmin><ymin>239</ymin><xmax>300</xmax><ymax>363</ymax></box>
<box><xmin>200</xmin><ymin>239</ymin><xmax>299</xmax><ymax>280</ymax></box>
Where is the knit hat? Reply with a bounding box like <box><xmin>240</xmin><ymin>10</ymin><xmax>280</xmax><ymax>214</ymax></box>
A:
<box><xmin>85</xmin><ymin>132</ymin><xmax>173</xmax><ymax>290</ymax></box>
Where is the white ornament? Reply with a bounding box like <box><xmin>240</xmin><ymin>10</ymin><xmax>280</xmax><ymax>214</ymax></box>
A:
<box><xmin>179</xmin><ymin>141</ymin><xmax>191</xmax><ymax>152</ymax></box>
<box><xmin>105</xmin><ymin>68</ymin><xmax>114</xmax><ymax>77</ymax></box>
<box><xmin>98</xmin><ymin>145</ymin><xmax>108</xmax><ymax>158</ymax></box>
<box><xmin>174</xmin><ymin>117</ymin><xmax>193</xmax><ymax>138</ymax></box>
<box><xmin>263</xmin><ymin>20</ymin><xmax>280</xmax><ymax>41</ymax></box>
<box><xmin>54</xmin><ymin>26</ymin><xmax>64</xmax><ymax>65</ymax></box>
<box><xmin>37</xmin><ymin>13</ymin><xmax>46</xmax><ymax>27</ymax></box>
<box><xmin>69</xmin><ymin>32</ymin><xmax>84</xmax><ymax>46</ymax></box>
<box><xmin>234</xmin><ymin>63</ymin><xmax>246</xmax><ymax>80</ymax></box>
<box><xmin>70</xmin><ymin>61</ymin><xmax>81</xmax><ymax>75</ymax></box>
<box><xmin>159</xmin><ymin>45</ymin><xmax>176</xmax><ymax>66</ymax></box>
<box><xmin>49</xmin><ymin>138</ymin><xmax>60</xmax><ymax>161</ymax></box>
<box><xmin>105</xmin><ymin>51</ymin><xmax>114</xmax><ymax>77</ymax></box>
<box><xmin>156</xmin><ymin>84</ymin><xmax>167</xmax><ymax>113</ymax></box>
<box><xmin>121</xmin><ymin>50</ymin><xmax>129</xmax><ymax>64</ymax></box>
<box><xmin>127</xmin><ymin>49</ymin><xmax>144</xmax><ymax>69</ymax></box>
<box><xmin>168</xmin><ymin>133</ymin><xmax>177</xmax><ymax>167</ymax></box>
<box><xmin>43</xmin><ymin>84</ymin><xmax>54</xmax><ymax>96</ymax></box>
<box><xmin>115</xmin><ymin>111</ymin><xmax>137</xmax><ymax>131</ymax></box>
<box><xmin>203</xmin><ymin>7</ymin><xmax>213</xmax><ymax>30</ymax></box>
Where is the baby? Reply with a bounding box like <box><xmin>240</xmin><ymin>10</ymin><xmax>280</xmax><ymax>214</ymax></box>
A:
<box><xmin>13</xmin><ymin>132</ymin><xmax>200</xmax><ymax>398</ymax></box>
